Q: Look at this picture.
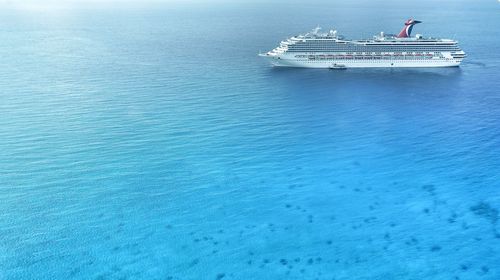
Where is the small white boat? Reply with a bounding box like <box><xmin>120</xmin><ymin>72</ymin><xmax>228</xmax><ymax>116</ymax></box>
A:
<box><xmin>329</xmin><ymin>63</ymin><xmax>347</xmax><ymax>70</ymax></box>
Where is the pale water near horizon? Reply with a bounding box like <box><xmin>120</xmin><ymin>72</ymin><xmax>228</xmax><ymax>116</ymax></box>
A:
<box><xmin>1</xmin><ymin>0</ymin><xmax>500</xmax><ymax>279</ymax></box>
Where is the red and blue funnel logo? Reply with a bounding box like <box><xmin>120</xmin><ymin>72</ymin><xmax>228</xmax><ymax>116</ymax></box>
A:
<box><xmin>397</xmin><ymin>19</ymin><xmax>422</xmax><ymax>38</ymax></box>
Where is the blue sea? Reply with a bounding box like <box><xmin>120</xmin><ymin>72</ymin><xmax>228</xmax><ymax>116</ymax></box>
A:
<box><xmin>1</xmin><ymin>0</ymin><xmax>499</xmax><ymax>279</ymax></box>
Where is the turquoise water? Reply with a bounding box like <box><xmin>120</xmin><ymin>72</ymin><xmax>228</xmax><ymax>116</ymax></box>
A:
<box><xmin>1</xmin><ymin>0</ymin><xmax>500</xmax><ymax>279</ymax></box>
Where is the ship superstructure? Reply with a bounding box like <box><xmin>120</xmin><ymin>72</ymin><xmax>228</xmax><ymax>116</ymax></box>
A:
<box><xmin>259</xmin><ymin>19</ymin><xmax>466</xmax><ymax>68</ymax></box>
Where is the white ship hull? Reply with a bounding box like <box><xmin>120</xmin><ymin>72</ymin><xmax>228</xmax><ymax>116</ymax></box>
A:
<box><xmin>261</xmin><ymin>54</ymin><xmax>462</xmax><ymax>68</ymax></box>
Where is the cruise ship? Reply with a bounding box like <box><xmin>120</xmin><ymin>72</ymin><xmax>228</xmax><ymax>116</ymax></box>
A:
<box><xmin>259</xmin><ymin>19</ymin><xmax>466</xmax><ymax>68</ymax></box>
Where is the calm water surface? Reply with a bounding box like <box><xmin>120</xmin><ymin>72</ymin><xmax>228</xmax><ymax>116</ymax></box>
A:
<box><xmin>0</xmin><ymin>0</ymin><xmax>499</xmax><ymax>279</ymax></box>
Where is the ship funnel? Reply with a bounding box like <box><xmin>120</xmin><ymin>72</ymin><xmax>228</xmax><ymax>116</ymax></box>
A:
<box><xmin>397</xmin><ymin>19</ymin><xmax>422</xmax><ymax>38</ymax></box>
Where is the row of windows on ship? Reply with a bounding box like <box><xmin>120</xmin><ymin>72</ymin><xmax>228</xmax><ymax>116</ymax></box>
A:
<box><xmin>296</xmin><ymin>53</ymin><xmax>444</xmax><ymax>60</ymax></box>
<box><xmin>287</xmin><ymin>48</ymin><xmax>458</xmax><ymax>52</ymax></box>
